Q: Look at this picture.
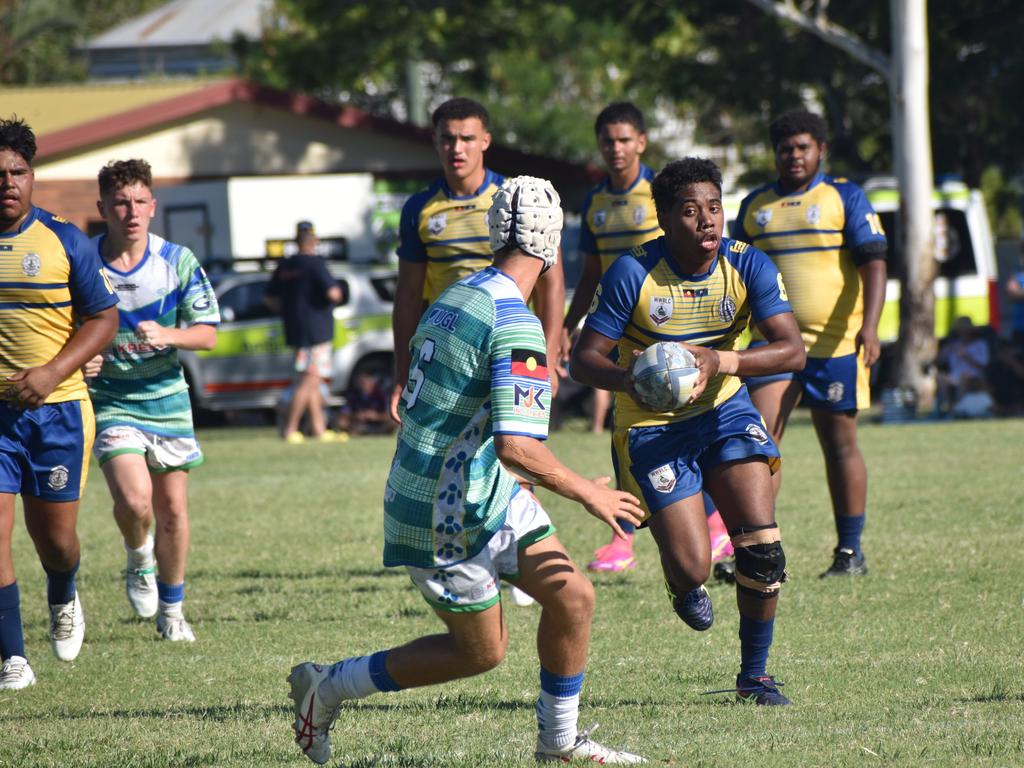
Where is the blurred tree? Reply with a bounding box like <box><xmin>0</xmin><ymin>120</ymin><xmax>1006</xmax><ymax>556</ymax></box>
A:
<box><xmin>0</xmin><ymin>0</ymin><xmax>168</xmax><ymax>84</ymax></box>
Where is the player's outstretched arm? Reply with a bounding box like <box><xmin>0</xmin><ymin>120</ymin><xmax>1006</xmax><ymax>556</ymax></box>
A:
<box><xmin>494</xmin><ymin>433</ymin><xmax>644</xmax><ymax>538</ymax></box>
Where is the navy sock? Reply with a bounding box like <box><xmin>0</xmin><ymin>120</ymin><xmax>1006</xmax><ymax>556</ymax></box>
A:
<box><xmin>157</xmin><ymin>581</ymin><xmax>185</xmax><ymax>605</ymax></box>
<box><xmin>835</xmin><ymin>513</ymin><xmax>866</xmax><ymax>555</ymax></box>
<box><xmin>369</xmin><ymin>650</ymin><xmax>403</xmax><ymax>692</ymax></box>
<box><xmin>43</xmin><ymin>560</ymin><xmax>79</xmax><ymax>605</ymax></box>
<box><xmin>0</xmin><ymin>582</ymin><xmax>25</xmax><ymax>660</ymax></box>
<box><xmin>738</xmin><ymin>614</ymin><xmax>774</xmax><ymax>679</ymax></box>
<box><xmin>619</xmin><ymin>520</ymin><xmax>636</xmax><ymax>536</ymax></box>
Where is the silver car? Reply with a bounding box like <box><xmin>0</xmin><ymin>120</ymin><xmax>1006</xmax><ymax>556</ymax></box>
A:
<box><xmin>179</xmin><ymin>262</ymin><xmax>396</xmax><ymax>414</ymax></box>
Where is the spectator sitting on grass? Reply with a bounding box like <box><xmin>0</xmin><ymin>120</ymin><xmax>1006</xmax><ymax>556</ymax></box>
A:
<box><xmin>335</xmin><ymin>371</ymin><xmax>394</xmax><ymax>436</ymax></box>
<box><xmin>936</xmin><ymin>316</ymin><xmax>992</xmax><ymax>417</ymax></box>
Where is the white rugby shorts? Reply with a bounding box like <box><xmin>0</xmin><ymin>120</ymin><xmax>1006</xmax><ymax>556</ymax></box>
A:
<box><xmin>405</xmin><ymin>489</ymin><xmax>555</xmax><ymax>612</ymax></box>
<box><xmin>94</xmin><ymin>425</ymin><xmax>204</xmax><ymax>471</ymax></box>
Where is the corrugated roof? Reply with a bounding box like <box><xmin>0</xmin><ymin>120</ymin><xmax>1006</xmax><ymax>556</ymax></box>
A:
<box><xmin>87</xmin><ymin>0</ymin><xmax>270</xmax><ymax>49</ymax></box>
<box><xmin>0</xmin><ymin>79</ymin><xmax>226</xmax><ymax>136</ymax></box>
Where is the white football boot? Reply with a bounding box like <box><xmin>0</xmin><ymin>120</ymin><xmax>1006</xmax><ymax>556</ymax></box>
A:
<box><xmin>125</xmin><ymin>563</ymin><xmax>158</xmax><ymax>618</ymax></box>
<box><xmin>288</xmin><ymin>662</ymin><xmax>340</xmax><ymax>765</ymax></box>
<box><xmin>535</xmin><ymin>724</ymin><xmax>647</xmax><ymax>764</ymax></box>
<box><xmin>0</xmin><ymin>656</ymin><xmax>36</xmax><ymax>690</ymax></box>
<box><xmin>49</xmin><ymin>591</ymin><xmax>85</xmax><ymax>661</ymax></box>
<box><xmin>156</xmin><ymin>613</ymin><xmax>196</xmax><ymax>642</ymax></box>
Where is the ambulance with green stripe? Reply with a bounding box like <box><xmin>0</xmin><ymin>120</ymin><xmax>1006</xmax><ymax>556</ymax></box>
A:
<box><xmin>179</xmin><ymin>263</ymin><xmax>396</xmax><ymax>413</ymax></box>
<box><xmin>863</xmin><ymin>177</ymin><xmax>998</xmax><ymax>341</ymax></box>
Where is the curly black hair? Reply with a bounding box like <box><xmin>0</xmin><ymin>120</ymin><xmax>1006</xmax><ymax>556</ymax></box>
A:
<box><xmin>98</xmin><ymin>159</ymin><xmax>153</xmax><ymax>197</ymax></box>
<box><xmin>769</xmin><ymin>109</ymin><xmax>829</xmax><ymax>148</ymax></box>
<box><xmin>431</xmin><ymin>97</ymin><xmax>490</xmax><ymax>130</ymax></box>
<box><xmin>0</xmin><ymin>117</ymin><xmax>36</xmax><ymax>164</ymax></box>
<box><xmin>595</xmin><ymin>102</ymin><xmax>646</xmax><ymax>135</ymax></box>
<box><xmin>651</xmin><ymin>158</ymin><xmax>723</xmax><ymax>216</ymax></box>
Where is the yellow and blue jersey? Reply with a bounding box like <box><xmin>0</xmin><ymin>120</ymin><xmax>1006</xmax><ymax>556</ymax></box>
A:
<box><xmin>397</xmin><ymin>169</ymin><xmax>505</xmax><ymax>304</ymax></box>
<box><xmin>585</xmin><ymin>236</ymin><xmax>791</xmax><ymax>429</ymax></box>
<box><xmin>0</xmin><ymin>206</ymin><xmax>117</xmax><ymax>404</ymax></box>
<box><xmin>733</xmin><ymin>172</ymin><xmax>887</xmax><ymax>358</ymax></box>
<box><xmin>578</xmin><ymin>164</ymin><xmax>661</xmax><ymax>274</ymax></box>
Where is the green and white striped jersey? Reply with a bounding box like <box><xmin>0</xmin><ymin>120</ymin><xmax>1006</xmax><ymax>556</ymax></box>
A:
<box><xmin>89</xmin><ymin>233</ymin><xmax>219</xmax><ymax>436</ymax></box>
<box><xmin>384</xmin><ymin>266</ymin><xmax>551</xmax><ymax>568</ymax></box>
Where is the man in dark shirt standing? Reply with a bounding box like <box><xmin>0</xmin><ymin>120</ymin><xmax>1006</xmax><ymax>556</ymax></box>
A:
<box><xmin>265</xmin><ymin>221</ymin><xmax>342</xmax><ymax>443</ymax></box>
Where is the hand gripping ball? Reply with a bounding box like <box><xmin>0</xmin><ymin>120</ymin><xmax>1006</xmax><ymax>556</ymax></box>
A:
<box><xmin>631</xmin><ymin>342</ymin><xmax>699</xmax><ymax>411</ymax></box>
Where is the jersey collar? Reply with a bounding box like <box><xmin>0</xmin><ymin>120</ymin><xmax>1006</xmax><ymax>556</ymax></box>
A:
<box><xmin>443</xmin><ymin>168</ymin><xmax>498</xmax><ymax>200</ymax></box>
<box><xmin>98</xmin><ymin>232</ymin><xmax>152</xmax><ymax>276</ymax></box>
<box><xmin>0</xmin><ymin>205</ymin><xmax>40</xmax><ymax>237</ymax></box>
<box><xmin>605</xmin><ymin>163</ymin><xmax>653</xmax><ymax>195</ymax></box>
<box><xmin>658</xmin><ymin>236</ymin><xmax>722</xmax><ymax>281</ymax></box>
<box><xmin>773</xmin><ymin>170</ymin><xmax>825</xmax><ymax>198</ymax></box>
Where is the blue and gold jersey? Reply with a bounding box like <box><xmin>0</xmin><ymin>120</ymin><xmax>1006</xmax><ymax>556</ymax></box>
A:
<box><xmin>0</xmin><ymin>207</ymin><xmax>117</xmax><ymax>404</ymax></box>
<box><xmin>585</xmin><ymin>236</ymin><xmax>791</xmax><ymax>428</ymax></box>
<box><xmin>578</xmin><ymin>165</ymin><xmax>661</xmax><ymax>274</ymax></box>
<box><xmin>397</xmin><ymin>169</ymin><xmax>506</xmax><ymax>304</ymax></box>
<box><xmin>734</xmin><ymin>172</ymin><xmax>886</xmax><ymax>358</ymax></box>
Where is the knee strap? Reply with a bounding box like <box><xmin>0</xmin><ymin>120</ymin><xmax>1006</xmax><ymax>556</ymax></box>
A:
<box><xmin>732</xmin><ymin>525</ymin><xmax>787</xmax><ymax>599</ymax></box>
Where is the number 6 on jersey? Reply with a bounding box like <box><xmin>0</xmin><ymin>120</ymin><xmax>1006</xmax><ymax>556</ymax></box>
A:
<box><xmin>402</xmin><ymin>338</ymin><xmax>435</xmax><ymax>410</ymax></box>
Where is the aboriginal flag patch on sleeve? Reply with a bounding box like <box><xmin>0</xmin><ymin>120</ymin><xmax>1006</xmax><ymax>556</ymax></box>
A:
<box><xmin>510</xmin><ymin>349</ymin><xmax>549</xmax><ymax>380</ymax></box>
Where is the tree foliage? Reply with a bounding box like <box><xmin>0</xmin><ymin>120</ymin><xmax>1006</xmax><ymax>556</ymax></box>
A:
<box><xmin>0</xmin><ymin>0</ymin><xmax>167</xmax><ymax>84</ymax></box>
<box><xmin>244</xmin><ymin>0</ymin><xmax>1021</xmax><ymax>191</ymax></box>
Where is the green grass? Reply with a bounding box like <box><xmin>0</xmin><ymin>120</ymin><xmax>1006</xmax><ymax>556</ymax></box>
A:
<box><xmin>3</xmin><ymin>415</ymin><xmax>1024</xmax><ymax>767</ymax></box>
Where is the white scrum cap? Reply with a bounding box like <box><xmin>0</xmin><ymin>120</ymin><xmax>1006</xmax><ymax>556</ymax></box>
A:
<box><xmin>487</xmin><ymin>175</ymin><xmax>563</xmax><ymax>271</ymax></box>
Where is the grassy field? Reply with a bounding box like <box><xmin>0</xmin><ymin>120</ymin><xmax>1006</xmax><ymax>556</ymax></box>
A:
<box><xmin>3</xmin><ymin>414</ymin><xmax>1023</xmax><ymax>767</ymax></box>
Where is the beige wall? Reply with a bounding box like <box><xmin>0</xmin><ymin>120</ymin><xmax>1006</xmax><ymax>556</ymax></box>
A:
<box><xmin>35</xmin><ymin>102</ymin><xmax>439</xmax><ymax>181</ymax></box>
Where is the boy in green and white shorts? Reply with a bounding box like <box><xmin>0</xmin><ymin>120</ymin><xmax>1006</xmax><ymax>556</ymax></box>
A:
<box><xmin>87</xmin><ymin>159</ymin><xmax>219</xmax><ymax>642</ymax></box>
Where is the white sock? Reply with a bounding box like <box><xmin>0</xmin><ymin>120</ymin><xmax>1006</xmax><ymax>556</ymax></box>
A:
<box><xmin>536</xmin><ymin>689</ymin><xmax>580</xmax><ymax>750</ymax></box>
<box><xmin>158</xmin><ymin>600</ymin><xmax>183</xmax><ymax>619</ymax></box>
<box><xmin>126</xmin><ymin>536</ymin><xmax>155</xmax><ymax>569</ymax></box>
<box><xmin>319</xmin><ymin>656</ymin><xmax>380</xmax><ymax>708</ymax></box>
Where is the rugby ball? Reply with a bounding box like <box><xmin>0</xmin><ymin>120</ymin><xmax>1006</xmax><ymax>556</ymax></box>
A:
<box><xmin>631</xmin><ymin>342</ymin><xmax>699</xmax><ymax>411</ymax></box>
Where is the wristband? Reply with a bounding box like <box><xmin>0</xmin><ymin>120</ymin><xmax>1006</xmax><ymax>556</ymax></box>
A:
<box><xmin>717</xmin><ymin>350</ymin><xmax>740</xmax><ymax>375</ymax></box>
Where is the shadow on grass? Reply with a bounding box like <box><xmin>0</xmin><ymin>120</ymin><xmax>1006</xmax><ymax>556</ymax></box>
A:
<box><xmin>0</xmin><ymin>693</ymin><xmax>668</xmax><ymax>723</ymax></box>
<box><xmin>956</xmin><ymin>686</ymin><xmax>1024</xmax><ymax>704</ymax></box>
<box><xmin>188</xmin><ymin>566</ymin><xmax>400</xmax><ymax>580</ymax></box>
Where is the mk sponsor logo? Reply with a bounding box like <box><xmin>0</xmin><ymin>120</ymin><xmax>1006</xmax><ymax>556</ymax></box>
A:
<box><xmin>513</xmin><ymin>384</ymin><xmax>546</xmax><ymax>411</ymax></box>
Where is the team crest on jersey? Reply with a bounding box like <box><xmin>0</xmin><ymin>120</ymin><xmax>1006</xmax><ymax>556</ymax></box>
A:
<box><xmin>755</xmin><ymin>207</ymin><xmax>773</xmax><ymax>227</ymax></box>
<box><xmin>648</xmin><ymin>463</ymin><xmax>677</xmax><ymax>493</ymax></box>
<box><xmin>806</xmin><ymin>204</ymin><xmax>821</xmax><ymax>224</ymax></box>
<box><xmin>47</xmin><ymin>465</ymin><xmax>69</xmax><ymax>491</ymax></box>
<box><xmin>192</xmin><ymin>295</ymin><xmax>212</xmax><ymax>311</ymax></box>
<box><xmin>593</xmin><ymin>209</ymin><xmax>607</xmax><ymax>228</ymax></box>
<box><xmin>21</xmin><ymin>252</ymin><xmax>41</xmax><ymax>276</ymax></box>
<box><xmin>745</xmin><ymin>424</ymin><xmax>769</xmax><ymax>444</ymax></box>
<box><xmin>827</xmin><ymin>381</ymin><xmax>845</xmax><ymax>403</ymax></box>
<box><xmin>717</xmin><ymin>296</ymin><xmax>737</xmax><ymax>323</ymax></box>
<box><xmin>633</xmin><ymin>205</ymin><xmax>646</xmax><ymax>225</ymax></box>
<box><xmin>427</xmin><ymin>213</ymin><xmax>447</xmax><ymax>235</ymax></box>
<box><xmin>649</xmin><ymin>296</ymin><xmax>674</xmax><ymax>326</ymax></box>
